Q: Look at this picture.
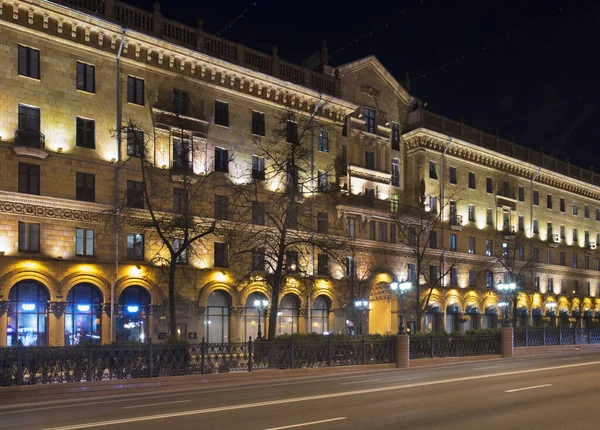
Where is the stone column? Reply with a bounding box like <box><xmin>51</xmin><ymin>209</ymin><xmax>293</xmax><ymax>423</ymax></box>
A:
<box><xmin>501</xmin><ymin>326</ymin><xmax>514</xmax><ymax>358</ymax></box>
<box><xmin>230</xmin><ymin>307</ymin><xmax>244</xmax><ymax>342</ymax></box>
<box><xmin>0</xmin><ymin>303</ymin><xmax>8</xmax><ymax>347</ymax></box>
<box><xmin>100</xmin><ymin>303</ymin><xmax>112</xmax><ymax>345</ymax></box>
<box><xmin>298</xmin><ymin>309</ymin><xmax>308</xmax><ymax>334</ymax></box>
<box><xmin>394</xmin><ymin>334</ymin><xmax>410</xmax><ymax>368</ymax></box>
<box><xmin>48</xmin><ymin>301</ymin><xmax>66</xmax><ymax>346</ymax></box>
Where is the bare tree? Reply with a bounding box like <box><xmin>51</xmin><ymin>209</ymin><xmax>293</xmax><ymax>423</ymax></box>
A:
<box><xmin>390</xmin><ymin>180</ymin><xmax>457</xmax><ymax>332</ymax></box>
<box><xmin>227</xmin><ymin>101</ymin><xmax>342</xmax><ymax>340</ymax></box>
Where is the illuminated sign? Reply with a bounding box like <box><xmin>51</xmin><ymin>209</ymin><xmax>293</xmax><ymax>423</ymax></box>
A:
<box><xmin>126</xmin><ymin>305</ymin><xmax>139</xmax><ymax>313</ymax></box>
<box><xmin>21</xmin><ymin>303</ymin><xmax>36</xmax><ymax>311</ymax></box>
<box><xmin>77</xmin><ymin>304</ymin><xmax>91</xmax><ymax>312</ymax></box>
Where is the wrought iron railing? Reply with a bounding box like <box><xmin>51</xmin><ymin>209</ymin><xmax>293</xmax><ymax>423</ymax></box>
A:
<box><xmin>409</xmin><ymin>335</ymin><xmax>500</xmax><ymax>359</ymax></box>
<box><xmin>514</xmin><ymin>328</ymin><xmax>600</xmax><ymax>347</ymax></box>
<box><xmin>0</xmin><ymin>338</ymin><xmax>393</xmax><ymax>386</ymax></box>
<box><xmin>15</xmin><ymin>129</ymin><xmax>45</xmax><ymax>149</ymax></box>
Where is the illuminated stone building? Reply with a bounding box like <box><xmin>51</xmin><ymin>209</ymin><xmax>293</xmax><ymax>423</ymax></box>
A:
<box><xmin>0</xmin><ymin>0</ymin><xmax>598</xmax><ymax>346</ymax></box>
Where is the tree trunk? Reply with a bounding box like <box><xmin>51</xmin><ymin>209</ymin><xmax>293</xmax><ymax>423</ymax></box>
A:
<box><xmin>168</xmin><ymin>261</ymin><xmax>177</xmax><ymax>339</ymax></box>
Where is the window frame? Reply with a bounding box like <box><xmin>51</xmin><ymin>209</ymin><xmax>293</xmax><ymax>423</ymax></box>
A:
<box><xmin>18</xmin><ymin>162</ymin><xmax>41</xmax><ymax>195</ymax></box>
<box><xmin>127</xmin><ymin>76</ymin><xmax>145</xmax><ymax>105</ymax></box>
<box><xmin>252</xmin><ymin>111</ymin><xmax>265</xmax><ymax>136</ymax></box>
<box><xmin>75</xmin><ymin>227</ymin><xmax>95</xmax><ymax>257</ymax></box>
<box><xmin>18</xmin><ymin>45</ymin><xmax>40</xmax><ymax>79</ymax></box>
<box><xmin>75</xmin><ymin>172</ymin><xmax>95</xmax><ymax>203</ymax></box>
<box><xmin>76</xmin><ymin>61</ymin><xmax>95</xmax><ymax>93</ymax></box>
<box><xmin>126</xmin><ymin>233</ymin><xmax>145</xmax><ymax>260</ymax></box>
<box><xmin>214</xmin><ymin>100</ymin><xmax>229</xmax><ymax>127</ymax></box>
<box><xmin>76</xmin><ymin>117</ymin><xmax>96</xmax><ymax>149</ymax></box>
<box><xmin>18</xmin><ymin>221</ymin><xmax>40</xmax><ymax>252</ymax></box>
<box><xmin>214</xmin><ymin>242</ymin><xmax>229</xmax><ymax>268</ymax></box>
<box><xmin>317</xmin><ymin>129</ymin><xmax>329</xmax><ymax>152</ymax></box>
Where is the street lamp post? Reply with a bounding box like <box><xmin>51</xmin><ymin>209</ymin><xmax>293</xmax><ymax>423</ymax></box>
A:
<box><xmin>354</xmin><ymin>300</ymin><xmax>369</xmax><ymax>336</ymax></box>
<box><xmin>254</xmin><ymin>299</ymin><xmax>268</xmax><ymax>339</ymax></box>
<box><xmin>390</xmin><ymin>280</ymin><xmax>412</xmax><ymax>334</ymax></box>
<box><xmin>496</xmin><ymin>282</ymin><xmax>517</xmax><ymax>327</ymax></box>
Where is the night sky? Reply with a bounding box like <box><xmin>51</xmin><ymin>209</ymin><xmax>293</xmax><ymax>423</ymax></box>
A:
<box><xmin>129</xmin><ymin>0</ymin><xmax>599</xmax><ymax>170</ymax></box>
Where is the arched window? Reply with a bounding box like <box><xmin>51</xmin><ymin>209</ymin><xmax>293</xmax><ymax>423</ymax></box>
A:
<box><xmin>117</xmin><ymin>286</ymin><xmax>151</xmax><ymax>343</ymax></box>
<box><xmin>482</xmin><ymin>305</ymin><xmax>498</xmax><ymax>329</ymax></box>
<box><xmin>311</xmin><ymin>296</ymin><xmax>329</xmax><ymax>334</ymax></box>
<box><xmin>205</xmin><ymin>291</ymin><xmax>229</xmax><ymax>343</ymax></box>
<box><xmin>277</xmin><ymin>294</ymin><xmax>299</xmax><ymax>335</ymax></box>
<box><xmin>7</xmin><ymin>281</ymin><xmax>49</xmax><ymax>346</ymax></box>
<box><xmin>244</xmin><ymin>292</ymin><xmax>268</xmax><ymax>341</ymax></box>
<box><xmin>65</xmin><ymin>283</ymin><xmax>103</xmax><ymax>345</ymax></box>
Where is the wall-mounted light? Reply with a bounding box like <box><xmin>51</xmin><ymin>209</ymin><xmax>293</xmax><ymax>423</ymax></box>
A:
<box><xmin>161</xmin><ymin>164</ymin><xmax>167</xmax><ymax>169</ymax></box>
<box><xmin>110</xmin><ymin>158</ymin><xmax>116</xmax><ymax>164</ymax></box>
<box><xmin>57</xmin><ymin>147</ymin><xmax>63</xmax><ymax>153</ymax></box>
<box><xmin>0</xmin><ymin>251</ymin><xmax>5</xmax><ymax>257</ymax></box>
<box><xmin>130</xmin><ymin>265</ymin><xmax>142</xmax><ymax>277</ymax></box>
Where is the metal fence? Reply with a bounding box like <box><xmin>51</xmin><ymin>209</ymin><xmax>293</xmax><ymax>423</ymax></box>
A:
<box><xmin>0</xmin><ymin>338</ymin><xmax>393</xmax><ymax>386</ymax></box>
<box><xmin>409</xmin><ymin>335</ymin><xmax>500</xmax><ymax>359</ymax></box>
<box><xmin>514</xmin><ymin>328</ymin><xmax>600</xmax><ymax>347</ymax></box>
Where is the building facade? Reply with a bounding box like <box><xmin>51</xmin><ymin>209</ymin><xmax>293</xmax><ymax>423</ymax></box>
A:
<box><xmin>1</xmin><ymin>0</ymin><xmax>599</xmax><ymax>346</ymax></box>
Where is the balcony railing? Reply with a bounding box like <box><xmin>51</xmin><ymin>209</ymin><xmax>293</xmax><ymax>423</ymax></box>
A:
<box><xmin>15</xmin><ymin>129</ymin><xmax>45</xmax><ymax>150</ymax></box>
<box><xmin>171</xmin><ymin>160</ymin><xmax>193</xmax><ymax>176</ymax></box>
<box><xmin>548</xmin><ymin>233</ymin><xmax>560</xmax><ymax>247</ymax></box>
<box><xmin>449</xmin><ymin>214</ymin><xmax>463</xmax><ymax>231</ymax></box>
<box><xmin>503</xmin><ymin>226</ymin><xmax>516</xmax><ymax>239</ymax></box>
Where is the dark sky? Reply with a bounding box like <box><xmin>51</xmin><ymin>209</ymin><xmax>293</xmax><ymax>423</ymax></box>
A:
<box><xmin>130</xmin><ymin>0</ymin><xmax>599</xmax><ymax>170</ymax></box>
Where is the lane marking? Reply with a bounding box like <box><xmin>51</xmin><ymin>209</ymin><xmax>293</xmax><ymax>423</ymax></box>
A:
<box><xmin>341</xmin><ymin>379</ymin><xmax>381</xmax><ymax>385</ymax></box>
<box><xmin>264</xmin><ymin>417</ymin><xmax>347</xmax><ymax>429</ymax></box>
<box><xmin>561</xmin><ymin>357</ymin><xmax>582</xmax><ymax>360</ymax></box>
<box><xmin>473</xmin><ymin>366</ymin><xmax>499</xmax><ymax>370</ymax></box>
<box><xmin>43</xmin><ymin>360</ymin><xmax>600</xmax><ymax>430</ymax></box>
<box><xmin>122</xmin><ymin>400</ymin><xmax>191</xmax><ymax>409</ymax></box>
<box><xmin>505</xmin><ymin>384</ymin><xmax>552</xmax><ymax>393</ymax></box>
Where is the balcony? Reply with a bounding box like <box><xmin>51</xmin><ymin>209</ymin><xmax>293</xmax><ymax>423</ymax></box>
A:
<box><xmin>585</xmin><ymin>241</ymin><xmax>596</xmax><ymax>254</ymax></box>
<box><xmin>348</xmin><ymin>164</ymin><xmax>391</xmax><ymax>185</ymax></box>
<box><xmin>13</xmin><ymin>129</ymin><xmax>48</xmax><ymax>159</ymax></box>
<box><xmin>449</xmin><ymin>214</ymin><xmax>463</xmax><ymax>231</ymax></box>
<box><xmin>503</xmin><ymin>226</ymin><xmax>516</xmax><ymax>240</ymax></box>
<box><xmin>171</xmin><ymin>160</ymin><xmax>194</xmax><ymax>177</ymax></box>
<box><xmin>548</xmin><ymin>234</ymin><xmax>560</xmax><ymax>248</ymax></box>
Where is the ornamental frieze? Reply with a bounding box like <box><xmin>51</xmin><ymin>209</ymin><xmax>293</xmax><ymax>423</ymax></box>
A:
<box><xmin>0</xmin><ymin>200</ymin><xmax>109</xmax><ymax>224</ymax></box>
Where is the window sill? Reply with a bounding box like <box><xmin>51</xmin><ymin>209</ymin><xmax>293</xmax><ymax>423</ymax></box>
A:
<box><xmin>76</xmin><ymin>89</ymin><xmax>96</xmax><ymax>95</ymax></box>
<box><xmin>127</xmin><ymin>102</ymin><xmax>145</xmax><ymax>108</ymax></box>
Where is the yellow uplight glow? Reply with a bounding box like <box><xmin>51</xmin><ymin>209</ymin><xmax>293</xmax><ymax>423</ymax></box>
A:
<box><xmin>130</xmin><ymin>265</ymin><xmax>143</xmax><ymax>277</ymax></box>
<box><xmin>213</xmin><ymin>271</ymin><xmax>228</xmax><ymax>282</ymax></box>
<box><xmin>22</xmin><ymin>261</ymin><xmax>39</xmax><ymax>269</ymax></box>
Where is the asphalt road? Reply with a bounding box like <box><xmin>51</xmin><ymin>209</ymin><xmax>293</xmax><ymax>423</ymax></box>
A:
<box><xmin>2</xmin><ymin>353</ymin><xmax>600</xmax><ymax>430</ymax></box>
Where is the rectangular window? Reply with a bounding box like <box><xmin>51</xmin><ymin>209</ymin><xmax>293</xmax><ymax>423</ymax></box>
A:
<box><xmin>573</xmin><ymin>280</ymin><xmax>580</xmax><ymax>295</ymax></box>
<box><xmin>586</xmin><ymin>282</ymin><xmax>591</xmax><ymax>296</ymax></box>
<box><xmin>573</xmin><ymin>253</ymin><xmax>578</xmax><ymax>268</ymax></box>
<box><xmin>76</xmin><ymin>228</ymin><xmax>94</xmax><ymax>256</ymax></box>
<box><xmin>317</xmin><ymin>170</ymin><xmax>328</xmax><ymax>192</ymax></box>
<box><xmin>317</xmin><ymin>254</ymin><xmax>329</xmax><ymax>276</ymax></box>
<box><xmin>450</xmin><ymin>268</ymin><xmax>458</xmax><ymax>285</ymax></box>
<box><xmin>286</xmin><ymin>121</ymin><xmax>298</xmax><ymax>144</ymax></box>
<box><xmin>251</xmin><ymin>155</ymin><xmax>265</xmax><ymax>180</ymax></box>
<box><xmin>378</xmin><ymin>223</ymin><xmax>388</xmax><ymax>243</ymax></box>
<box><xmin>430</xmin><ymin>266</ymin><xmax>439</xmax><ymax>283</ymax></box>
<box><xmin>340</xmin><ymin>145</ymin><xmax>347</xmax><ymax>175</ymax></box>
<box><xmin>342</xmin><ymin>116</ymin><xmax>348</xmax><ymax>137</ymax></box>
<box><xmin>76</xmin><ymin>117</ymin><xmax>95</xmax><ymax>149</ymax></box>
<box><xmin>533</xmin><ymin>190</ymin><xmax>539</xmax><ymax>206</ymax></box>
<box><xmin>547</xmin><ymin>250</ymin><xmax>552</xmax><ymax>265</ymax></box>
<box><xmin>429</xmin><ymin>161</ymin><xmax>438</xmax><ymax>180</ymax></box>
<box><xmin>18</xmin><ymin>162</ymin><xmax>40</xmax><ymax>195</ymax></box>
<box><xmin>172</xmin><ymin>239</ymin><xmax>188</xmax><ymax>264</ymax></box>
<box><xmin>127</xmin><ymin>76</ymin><xmax>144</xmax><ymax>105</ymax></box>
<box><xmin>369</xmin><ymin>220</ymin><xmax>376</xmax><ymax>240</ymax></box>
<box><xmin>533</xmin><ymin>219</ymin><xmax>539</xmax><ymax>235</ymax></box>
<box><xmin>486</xmin><ymin>271</ymin><xmax>494</xmax><ymax>289</ymax></box>
<box><xmin>502</xmin><ymin>242</ymin><xmax>508</xmax><ymax>257</ymax></box>
<box><xmin>450</xmin><ymin>234</ymin><xmax>457</xmax><ymax>251</ymax></box>
<box><xmin>596</xmin><ymin>208</ymin><xmax>600</xmax><ymax>221</ymax></box>
<box><xmin>252</xmin><ymin>247</ymin><xmax>266</xmax><ymax>272</ymax></box>
<box><xmin>214</xmin><ymin>100</ymin><xmax>229</xmax><ymax>127</ymax></box>
<box><xmin>449</xmin><ymin>167</ymin><xmax>457</xmax><ymax>185</ymax></box>
<box><xmin>365</xmin><ymin>151</ymin><xmax>375</xmax><ymax>170</ymax></box>
<box><xmin>486</xmin><ymin>209</ymin><xmax>493</xmax><ymax>226</ymax></box>
<box><xmin>172</xmin><ymin>90</ymin><xmax>189</xmax><ymax>115</ymax></box>
<box><xmin>573</xmin><ymin>201</ymin><xmax>578</xmax><ymax>216</ymax></box>
<box><xmin>560</xmin><ymin>198</ymin><xmax>566</xmax><ymax>212</ymax></box>
<box><xmin>429</xmin><ymin>230</ymin><xmax>437</xmax><ymax>249</ymax></box>
<box><xmin>75</xmin><ymin>172</ymin><xmax>95</xmax><ymax>202</ymax></box>
<box><xmin>18</xmin><ymin>105</ymin><xmax>41</xmax><ymax>141</ymax></box>
<box><xmin>76</xmin><ymin>62</ymin><xmax>94</xmax><ymax>92</ymax></box>
<box><xmin>346</xmin><ymin>217</ymin><xmax>355</xmax><ymax>238</ymax></box>
<box><xmin>573</xmin><ymin>228</ymin><xmax>578</xmax><ymax>243</ymax></box>
<box><xmin>317</xmin><ymin>212</ymin><xmax>328</xmax><ymax>234</ymax></box>
<box><xmin>252</xmin><ymin>201</ymin><xmax>265</xmax><ymax>225</ymax></box>
<box><xmin>500</xmin><ymin>181</ymin><xmax>509</xmax><ymax>197</ymax></box>
<box><xmin>429</xmin><ymin>196</ymin><xmax>438</xmax><ymax>214</ymax></box>
<box><xmin>407</xmin><ymin>264</ymin><xmax>416</xmax><ymax>280</ymax></box>
<box><xmin>346</xmin><ymin>257</ymin><xmax>356</xmax><ymax>277</ymax></box>
<box><xmin>214</xmin><ymin>194</ymin><xmax>229</xmax><ymax>220</ymax></box>
<box><xmin>18</xmin><ymin>222</ymin><xmax>40</xmax><ymax>252</ymax></box>
<box><xmin>214</xmin><ymin>147</ymin><xmax>229</xmax><ymax>172</ymax></box>
<box><xmin>173</xmin><ymin>188</ymin><xmax>188</xmax><ymax>214</ymax></box>
<box><xmin>468</xmin><ymin>172</ymin><xmax>476</xmax><ymax>189</ymax></box>
<box><xmin>533</xmin><ymin>247</ymin><xmax>539</xmax><ymax>262</ymax></box>
<box><xmin>468</xmin><ymin>237</ymin><xmax>476</xmax><ymax>254</ymax></box>
<box><xmin>365</xmin><ymin>188</ymin><xmax>375</xmax><ymax>208</ymax></box>
<box><xmin>561</xmin><ymin>279</ymin><xmax>567</xmax><ymax>294</ymax></box>
<box><xmin>547</xmin><ymin>222</ymin><xmax>553</xmax><ymax>237</ymax></box>
<box><xmin>560</xmin><ymin>225</ymin><xmax>565</xmax><ymax>239</ymax></box>
<box><xmin>364</xmin><ymin>107</ymin><xmax>375</xmax><ymax>133</ymax></box>
<box><xmin>597</xmin><ymin>257</ymin><xmax>600</xmax><ymax>271</ymax></box>
<box><xmin>390</xmin><ymin>224</ymin><xmax>396</xmax><ymax>243</ymax></box>
<box><xmin>391</xmin><ymin>194</ymin><xmax>399</xmax><ymax>213</ymax></box>
<box><xmin>391</xmin><ymin>122</ymin><xmax>400</xmax><ymax>150</ymax></box>
<box><xmin>518</xmin><ymin>245</ymin><xmax>525</xmax><ymax>261</ymax></box>
<box><xmin>127</xmin><ymin>233</ymin><xmax>144</xmax><ymax>260</ymax></box>
<box><xmin>18</xmin><ymin>45</ymin><xmax>40</xmax><ymax>79</ymax></box>
<box><xmin>486</xmin><ymin>177</ymin><xmax>493</xmax><ymax>194</ymax></box>
<box><xmin>391</xmin><ymin>159</ymin><xmax>400</xmax><ymax>186</ymax></box>
<box><xmin>127</xmin><ymin>129</ymin><xmax>144</xmax><ymax>157</ymax></box>
<box><xmin>585</xmin><ymin>255</ymin><xmax>590</xmax><ymax>270</ymax></box>
<box><xmin>126</xmin><ymin>181</ymin><xmax>144</xmax><ymax>209</ymax></box>
<box><xmin>547</xmin><ymin>278</ymin><xmax>554</xmax><ymax>293</ymax></box>
<box><xmin>252</xmin><ymin>111</ymin><xmax>265</xmax><ymax>136</ymax></box>
<box><xmin>560</xmin><ymin>251</ymin><xmax>566</xmax><ymax>266</ymax></box>
<box><xmin>547</xmin><ymin>194</ymin><xmax>553</xmax><ymax>209</ymax></box>
<box><xmin>214</xmin><ymin>242</ymin><xmax>229</xmax><ymax>267</ymax></box>
<box><xmin>486</xmin><ymin>240</ymin><xmax>493</xmax><ymax>256</ymax></box>
<box><xmin>585</xmin><ymin>205</ymin><xmax>590</xmax><ymax>219</ymax></box>
<box><xmin>468</xmin><ymin>205</ymin><xmax>475</xmax><ymax>222</ymax></box>
<box><xmin>469</xmin><ymin>270</ymin><xmax>477</xmax><ymax>287</ymax></box>
<box><xmin>286</xmin><ymin>208</ymin><xmax>298</xmax><ymax>230</ymax></box>
<box><xmin>317</xmin><ymin>130</ymin><xmax>329</xmax><ymax>152</ymax></box>
<box><xmin>518</xmin><ymin>186</ymin><xmax>525</xmax><ymax>202</ymax></box>
<box><xmin>534</xmin><ymin>277</ymin><xmax>540</xmax><ymax>292</ymax></box>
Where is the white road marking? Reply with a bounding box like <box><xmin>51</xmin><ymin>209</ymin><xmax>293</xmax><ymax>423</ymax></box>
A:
<box><xmin>263</xmin><ymin>417</ymin><xmax>347</xmax><ymax>430</ymax></box>
<box><xmin>561</xmin><ymin>356</ymin><xmax>582</xmax><ymax>360</ymax></box>
<box><xmin>341</xmin><ymin>379</ymin><xmax>381</xmax><ymax>385</ymax></box>
<box><xmin>473</xmin><ymin>366</ymin><xmax>499</xmax><ymax>370</ymax></box>
<box><xmin>122</xmin><ymin>400</ymin><xmax>190</xmax><ymax>409</ymax></box>
<box><xmin>43</xmin><ymin>360</ymin><xmax>600</xmax><ymax>430</ymax></box>
<box><xmin>505</xmin><ymin>384</ymin><xmax>553</xmax><ymax>393</ymax></box>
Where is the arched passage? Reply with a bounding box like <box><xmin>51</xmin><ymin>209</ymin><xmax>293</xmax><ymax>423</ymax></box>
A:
<box><xmin>205</xmin><ymin>290</ymin><xmax>231</xmax><ymax>343</ymax></box>
<box><xmin>311</xmin><ymin>295</ymin><xmax>330</xmax><ymax>334</ymax></box>
<box><xmin>117</xmin><ymin>286</ymin><xmax>151</xmax><ymax>343</ymax></box>
<box><xmin>7</xmin><ymin>281</ymin><xmax>50</xmax><ymax>346</ymax></box>
<box><xmin>277</xmin><ymin>294</ymin><xmax>300</xmax><ymax>335</ymax></box>
<box><xmin>64</xmin><ymin>283</ymin><xmax>103</xmax><ymax>345</ymax></box>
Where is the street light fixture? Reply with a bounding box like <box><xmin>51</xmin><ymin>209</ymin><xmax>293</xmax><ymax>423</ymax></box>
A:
<box><xmin>390</xmin><ymin>280</ymin><xmax>412</xmax><ymax>334</ymax></box>
<box><xmin>496</xmin><ymin>282</ymin><xmax>517</xmax><ymax>327</ymax></box>
<box><xmin>254</xmin><ymin>299</ymin><xmax>268</xmax><ymax>339</ymax></box>
<box><xmin>354</xmin><ymin>300</ymin><xmax>369</xmax><ymax>336</ymax></box>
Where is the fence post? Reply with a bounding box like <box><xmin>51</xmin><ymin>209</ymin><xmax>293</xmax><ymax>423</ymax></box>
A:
<box><xmin>201</xmin><ymin>337</ymin><xmax>206</xmax><ymax>375</ymax></box>
<box><xmin>327</xmin><ymin>336</ymin><xmax>332</xmax><ymax>367</ymax></box>
<box><xmin>455</xmin><ymin>334</ymin><xmax>459</xmax><ymax>357</ymax></box>
<box><xmin>394</xmin><ymin>334</ymin><xmax>409</xmax><ymax>368</ymax></box>
<box><xmin>588</xmin><ymin>327</ymin><xmax>591</xmax><ymax>344</ymax></box>
<box><xmin>430</xmin><ymin>335</ymin><xmax>435</xmax><ymax>358</ymax></box>
<box><xmin>501</xmin><ymin>326</ymin><xmax>514</xmax><ymax>358</ymax></box>
<box><xmin>543</xmin><ymin>327</ymin><xmax>546</xmax><ymax>345</ymax></box>
<box><xmin>87</xmin><ymin>344</ymin><xmax>93</xmax><ymax>382</ymax></box>
<box><xmin>148</xmin><ymin>340</ymin><xmax>154</xmax><ymax>378</ymax></box>
<box><xmin>361</xmin><ymin>337</ymin><xmax>366</xmax><ymax>365</ymax></box>
<box><xmin>290</xmin><ymin>337</ymin><xmax>295</xmax><ymax>369</ymax></box>
<box><xmin>573</xmin><ymin>328</ymin><xmax>576</xmax><ymax>345</ymax></box>
<box><xmin>16</xmin><ymin>347</ymin><xmax>23</xmax><ymax>385</ymax></box>
<box><xmin>477</xmin><ymin>333</ymin><xmax>482</xmax><ymax>355</ymax></box>
<box><xmin>559</xmin><ymin>327</ymin><xmax>563</xmax><ymax>345</ymax></box>
<box><xmin>525</xmin><ymin>327</ymin><xmax>529</xmax><ymax>347</ymax></box>
<box><xmin>248</xmin><ymin>337</ymin><xmax>253</xmax><ymax>373</ymax></box>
